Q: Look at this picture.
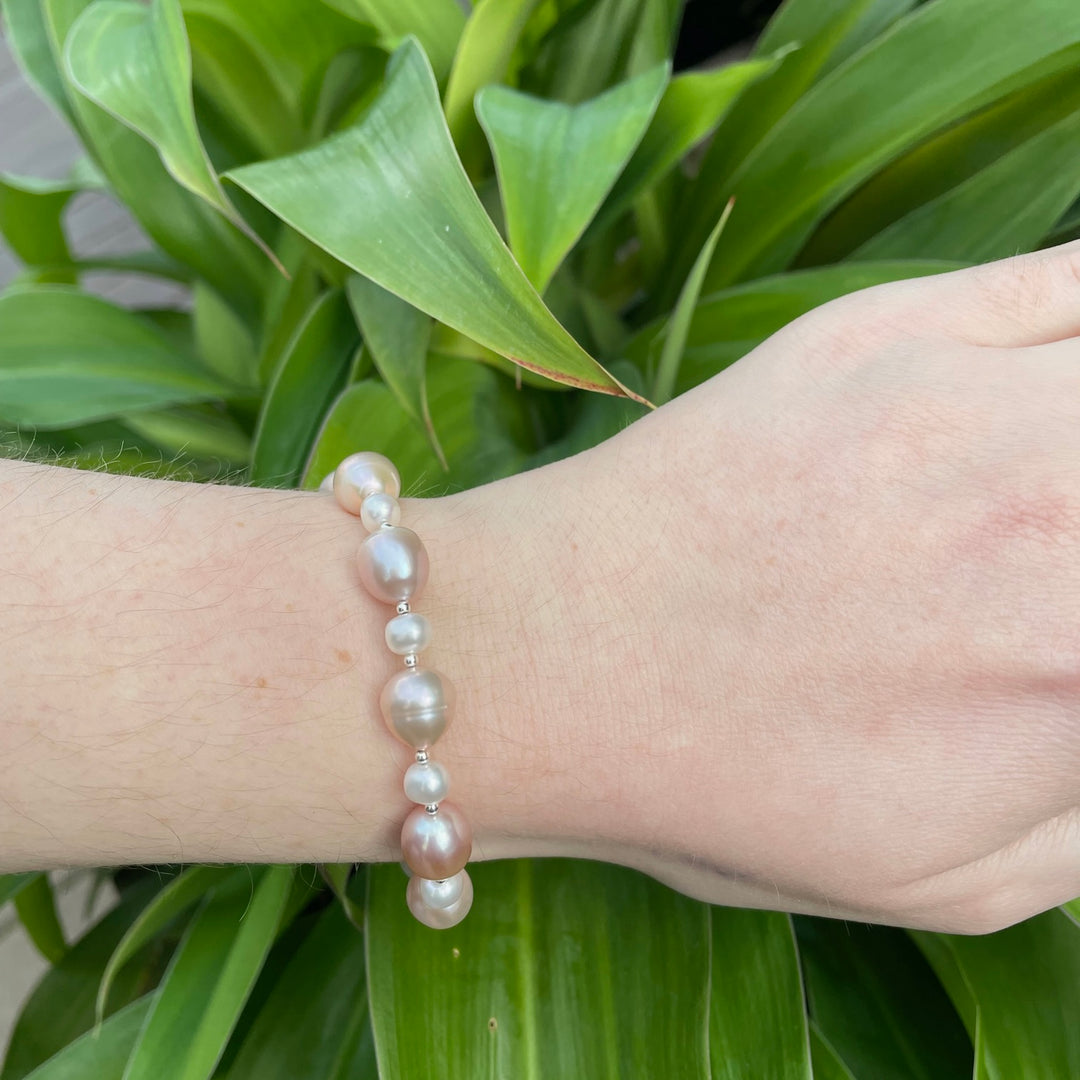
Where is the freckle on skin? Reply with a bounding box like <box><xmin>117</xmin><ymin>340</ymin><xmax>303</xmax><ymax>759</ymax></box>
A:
<box><xmin>775</xmin><ymin>518</ymin><xmax>786</xmax><ymax>531</ymax></box>
<box><xmin>765</xmin><ymin>556</ymin><xmax>777</xmax><ymax>566</ymax></box>
<box><xmin>255</xmin><ymin>676</ymin><xmax>267</xmax><ymax>688</ymax></box>
<box><xmin>284</xmin><ymin>602</ymin><xmax>294</xmax><ymax>612</ymax></box>
<box><xmin>235</xmin><ymin>520</ymin><xmax>245</xmax><ymax>528</ymax></box>
<box><xmin>336</xmin><ymin>649</ymin><xmax>351</xmax><ymax>663</ymax></box>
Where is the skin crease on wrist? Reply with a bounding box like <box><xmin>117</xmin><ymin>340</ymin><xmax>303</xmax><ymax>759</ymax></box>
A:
<box><xmin>4</xmin><ymin>242</ymin><xmax>1080</xmax><ymax>936</ymax></box>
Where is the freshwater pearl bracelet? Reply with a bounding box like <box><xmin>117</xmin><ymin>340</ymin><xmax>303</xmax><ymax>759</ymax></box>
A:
<box><xmin>327</xmin><ymin>452</ymin><xmax>474</xmax><ymax>929</ymax></box>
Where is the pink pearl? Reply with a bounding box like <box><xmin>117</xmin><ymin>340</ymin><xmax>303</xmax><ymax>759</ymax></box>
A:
<box><xmin>357</xmin><ymin>525</ymin><xmax>429</xmax><ymax>604</ymax></box>
<box><xmin>333</xmin><ymin>452</ymin><xmax>400</xmax><ymax>515</ymax></box>
<box><xmin>406</xmin><ymin>870</ymin><xmax>473</xmax><ymax>930</ymax></box>
<box><xmin>401</xmin><ymin>801</ymin><xmax>472</xmax><ymax>880</ymax></box>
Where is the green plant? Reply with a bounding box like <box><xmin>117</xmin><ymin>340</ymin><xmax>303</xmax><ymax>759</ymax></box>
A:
<box><xmin>1</xmin><ymin>0</ymin><xmax>1079</xmax><ymax>1075</ymax></box>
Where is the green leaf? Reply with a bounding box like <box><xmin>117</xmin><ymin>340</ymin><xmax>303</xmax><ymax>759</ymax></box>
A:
<box><xmin>0</xmin><ymin>873</ymin><xmax>39</xmax><ymax>908</ymax></box>
<box><xmin>652</xmin><ymin>199</ymin><xmax>732</xmax><ymax>405</ymax></box>
<box><xmin>123</xmin><ymin>866</ymin><xmax>294</xmax><ymax>1080</ymax></box>
<box><xmin>367</xmin><ymin>858</ymin><xmax>710</xmax><ymax>1078</ymax></box>
<box><xmin>345</xmin><ymin>275</ymin><xmax>445</xmax><ymax>467</ymax></box>
<box><xmin>1063</xmin><ymin>899</ymin><xmax>1080</xmax><ymax>929</ymax></box>
<box><xmin>122</xmin><ymin>405</ymin><xmax>251</xmax><ymax>469</ymax></box>
<box><xmin>0</xmin><ymin>0</ymin><xmax>79</xmax><ymax>126</ymax></box>
<box><xmin>678</xmin><ymin>0</ymin><xmax>1080</xmax><ymax>290</ymax></box>
<box><xmin>303</xmin><ymin>353</ymin><xmax>529</xmax><ymax>492</ymax></box>
<box><xmin>192</xmin><ymin>281</ymin><xmax>259</xmax><ymax>390</ymax></box>
<box><xmin>220</xmin><ymin>902</ymin><xmax>375</xmax><ymax>1079</ymax></box>
<box><xmin>320</xmin><ymin>0</ymin><xmax>465</xmax><ymax>84</ymax></box>
<box><xmin>800</xmin><ymin>60</ymin><xmax>1080</xmax><ymax>264</ymax></box>
<box><xmin>809</xmin><ymin>1026</ymin><xmax>857</xmax><ymax>1080</ymax></box>
<box><xmin>476</xmin><ymin>63</ymin><xmax>668</xmax><ymax>292</ymax></box>
<box><xmin>443</xmin><ymin>0</ymin><xmax>542</xmax><ymax>172</ymax></box>
<box><xmin>2</xmin><ymin>877</ymin><xmax>163</xmax><ymax>1080</ymax></box>
<box><xmin>710</xmin><ymin>908</ymin><xmax>811</xmax><ymax>1080</ymax></box>
<box><xmin>228</xmin><ymin>39</ymin><xmax>647</xmax><ymax>404</ymax></box>
<box><xmin>926</xmin><ymin>910</ymin><xmax>1080</xmax><ymax>1080</ymax></box>
<box><xmin>795</xmin><ymin>918</ymin><xmax>971</xmax><ymax>1080</ymax></box>
<box><xmin>319</xmin><ymin>864</ymin><xmax>364</xmax><ymax>931</ymax></box>
<box><xmin>14</xmin><ymin>876</ymin><xmax>66</xmax><ymax>965</ymax></box>
<box><xmin>36</xmin><ymin>0</ymin><xmax>268</xmax><ymax>321</ymax></box>
<box><xmin>593</xmin><ymin>57</ymin><xmax>776</xmax><ymax>236</ymax></box>
<box><xmin>852</xmin><ymin>107</ymin><xmax>1080</xmax><ymax>262</ymax></box>
<box><xmin>250</xmin><ymin>289</ymin><xmax>357</xmax><ymax>488</ymax></box>
<box><xmin>0</xmin><ymin>287</ymin><xmax>235</xmax><ymax>428</ymax></box>
<box><xmin>628</xmin><ymin>260</ymin><xmax>962</xmax><ymax>395</ymax></box>
<box><xmin>64</xmin><ymin>0</ymin><xmax>277</xmax><ymax>266</ymax></box>
<box><xmin>22</xmin><ymin>997</ymin><xmax>155</xmax><ymax>1080</ymax></box>
<box><xmin>0</xmin><ymin>171</ymin><xmax>79</xmax><ymax>270</ymax></box>
<box><xmin>96</xmin><ymin>866</ymin><xmax>237</xmax><ymax>1024</ymax></box>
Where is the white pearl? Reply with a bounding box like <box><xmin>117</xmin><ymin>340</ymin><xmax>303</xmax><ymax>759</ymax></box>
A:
<box><xmin>333</xmin><ymin>452</ymin><xmax>400</xmax><ymax>515</ymax></box>
<box><xmin>385</xmin><ymin>612</ymin><xmax>431</xmax><ymax>656</ymax></box>
<box><xmin>404</xmin><ymin>760</ymin><xmax>450</xmax><ymax>804</ymax></box>
<box><xmin>319</xmin><ymin>472</ymin><xmax>334</xmax><ymax>492</ymax></box>
<box><xmin>406</xmin><ymin>869</ymin><xmax>473</xmax><ymax>929</ymax></box>
<box><xmin>420</xmin><ymin>871</ymin><xmax>465</xmax><ymax>909</ymax></box>
<box><xmin>361</xmin><ymin>492</ymin><xmax>401</xmax><ymax>532</ymax></box>
<box><xmin>357</xmin><ymin>525</ymin><xmax>428</xmax><ymax>604</ymax></box>
<box><xmin>380</xmin><ymin>668</ymin><xmax>453</xmax><ymax>748</ymax></box>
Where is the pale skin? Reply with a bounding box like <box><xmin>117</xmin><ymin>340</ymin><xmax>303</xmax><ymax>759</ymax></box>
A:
<box><xmin>3</xmin><ymin>242</ymin><xmax>1080</xmax><ymax>935</ymax></box>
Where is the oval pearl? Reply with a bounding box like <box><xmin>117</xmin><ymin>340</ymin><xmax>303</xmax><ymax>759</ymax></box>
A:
<box><xmin>404</xmin><ymin>760</ymin><xmax>450</xmax><ymax>804</ymax></box>
<box><xmin>333</xmin><ymin>452</ymin><xmax>400</xmax><ymax>515</ymax></box>
<box><xmin>385</xmin><ymin>612</ymin><xmax>431</xmax><ymax>656</ymax></box>
<box><xmin>406</xmin><ymin>869</ymin><xmax>473</xmax><ymax>929</ymax></box>
<box><xmin>401</xmin><ymin>801</ymin><xmax>472</xmax><ymax>880</ymax></box>
<box><xmin>357</xmin><ymin>525</ymin><xmax>428</xmax><ymax>604</ymax></box>
<box><xmin>360</xmin><ymin>492</ymin><xmax>401</xmax><ymax>532</ymax></box>
<box><xmin>380</xmin><ymin>668</ymin><xmax>453</xmax><ymax>748</ymax></box>
<box><xmin>319</xmin><ymin>472</ymin><xmax>334</xmax><ymax>493</ymax></box>
<box><xmin>419</xmin><ymin>871</ymin><xmax>465</xmax><ymax>909</ymax></box>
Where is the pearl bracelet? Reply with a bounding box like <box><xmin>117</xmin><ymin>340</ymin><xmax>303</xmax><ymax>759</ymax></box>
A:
<box><xmin>326</xmin><ymin>452</ymin><xmax>474</xmax><ymax>929</ymax></box>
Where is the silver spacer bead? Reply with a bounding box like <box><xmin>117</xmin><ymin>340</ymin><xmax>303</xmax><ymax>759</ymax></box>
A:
<box><xmin>403</xmin><ymin>653</ymin><xmax>418</xmax><ymax>668</ymax></box>
<box><xmin>424</xmin><ymin>803</ymin><xmax>439</xmax><ymax>815</ymax></box>
<box><xmin>415</xmin><ymin>749</ymin><xmax>429</xmax><ymax>764</ymax></box>
<box><xmin>396</xmin><ymin>601</ymin><xmax>411</xmax><ymax>615</ymax></box>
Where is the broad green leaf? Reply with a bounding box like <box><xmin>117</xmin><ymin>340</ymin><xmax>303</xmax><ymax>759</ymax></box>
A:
<box><xmin>345</xmin><ymin>275</ymin><xmax>445</xmax><ymax>467</ymax></box>
<box><xmin>96</xmin><ymin>866</ymin><xmax>237</xmax><ymax>1023</ymax></box>
<box><xmin>852</xmin><ymin>108</ymin><xmax>1080</xmax><ymax>262</ymax></box>
<box><xmin>14</xmin><ymin>876</ymin><xmax>66</xmax><ymax>965</ymax></box>
<box><xmin>310</xmin><ymin>45</ymin><xmax>388</xmax><ymax>140</ymax></box>
<box><xmin>320</xmin><ymin>0</ymin><xmax>464</xmax><ymax>84</ymax></box>
<box><xmin>476</xmin><ymin>64</ymin><xmax>668</xmax><ymax>292</ymax></box>
<box><xmin>64</xmin><ymin>0</ymin><xmax>276</xmax><ymax>265</ymax></box>
<box><xmin>0</xmin><ymin>172</ymin><xmax>79</xmax><ymax>271</ymax></box>
<box><xmin>1063</xmin><ymin>898</ymin><xmax>1080</xmax><ymax>929</ymax></box>
<box><xmin>182</xmin><ymin>0</ymin><xmax>378</xmax><ymax>133</ymax></box>
<box><xmin>184</xmin><ymin>11</ymin><xmax>301</xmax><ymax>159</ymax></box>
<box><xmin>929</xmin><ymin>910</ymin><xmax>1080</xmax><ymax>1080</ymax></box>
<box><xmin>0</xmin><ymin>873</ymin><xmax>39</xmax><ymax>907</ymax></box>
<box><xmin>123</xmin><ymin>866</ymin><xmax>294</xmax><ymax>1080</ymax></box>
<box><xmin>443</xmin><ymin>0</ymin><xmax>542</xmax><ymax>172</ymax></box>
<box><xmin>652</xmin><ymin>199</ymin><xmax>732</xmax><ymax>405</ymax></box>
<box><xmin>593</xmin><ymin>57</ymin><xmax>775</xmax><ymax>236</ymax></box>
<box><xmin>796</xmin><ymin>918</ymin><xmax>971</xmax><ymax>1080</ymax></box>
<box><xmin>366</xmin><ymin>858</ymin><xmax>711</xmax><ymax>1079</ymax></box>
<box><xmin>710</xmin><ymin>908</ymin><xmax>811</xmax><ymax>1080</ymax></box>
<box><xmin>800</xmin><ymin>60</ymin><xmax>1080</xmax><ymax>264</ymax></box>
<box><xmin>524</xmin><ymin>0</ymin><xmax>680</xmax><ymax>105</ymax></box>
<box><xmin>303</xmin><ymin>353</ymin><xmax>530</xmax><ymax>492</ymax></box>
<box><xmin>319</xmin><ymin>864</ymin><xmax>364</xmax><ymax>931</ymax></box>
<box><xmin>192</xmin><ymin>281</ymin><xmax>259</xmax><ymax>390</ymax></box>
<box><xmin>0</xmin><ymin>287</ymin><xmax>235</xmax><ymax>427</ymax></box>
<box><xmin>228</xmin><ymin>39</ymin><xmax>647</xmax><ymax>404</ymax></box>
<box><xmin>121</xmin><ymin>406</ymin><xmax>250</xmax><ymax>469</ymax></box>
<box><xmin>250</xmin><ymin>289</ymin><xmax>357</xmax><ymax>488</ymax></box>
<box><xmin>2</xmin><ymin>877</ymin><xmax>163</xmax><ymax>1080</ymax></box>
<box><xmin>0</xmin><ymin>0</ymin><xmax>78</xmax><ymax>125</ymax></box>
<box><xmin>809</xmin><ymin>1026</ymin><xmax>857</xmax><ymax>1080</ymax></box>
<box><xmin>37</xmin><ymin>0</ymin><xmax>268</xmax><ymax>321</ymax></box>
<box><xmin>1044</xmin><ymin>200</ymin><xmax>1080</xmax><ymax>247</ymax></box>
<box><xmin>22</xmin><ymin>997</ymin><xmax>155</xmax><ymax>1080</ymax></box>
<box><xmin>220</xmin><ymin>902</ymin><xmax>375</xmax><ymax>1079</ymax></box>
<box><xmin>28</xmin><ymin>998</ymin><xmax>148</xmax><ymax>1080</ymax></box>
<box><xmin>678</xmin><ymin>0</ymin><xmax>1080</xmax><ymax>290</ymax></box>
<box><xmin>628</xmin><ymin>261</ymin><xmax>962</xmax><ymax>395</ymax></box>
<box><xmin>257</xmin><ymin>229</ymin><xmax>320</xmax><ymax>385</ymax></box>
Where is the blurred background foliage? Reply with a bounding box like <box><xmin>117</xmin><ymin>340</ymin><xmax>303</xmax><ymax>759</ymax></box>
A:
<box><xmin>0</xmin><ymin>0</ymin><xmax>1079</xmax><ymax>1075</ymax></box>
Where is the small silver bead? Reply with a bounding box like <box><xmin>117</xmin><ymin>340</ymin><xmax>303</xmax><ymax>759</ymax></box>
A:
<box><xmin>425</xmin><ymin>803</ymin><xmax>439</xmax><ymax>814</ymax></box>
<box><xmin>415</xmin><ymin>749</ymin><xmax>429</xmax><ymax>764</ymax></box>
<box><xmin>396</xmin><ymin>601</ymin><xmax>411</xmax><ymax>615</ymax></box>
<box><xmin>403</xmin><ymin>653</ymin><xmax>418</xmax><ymax>668</ymax></box>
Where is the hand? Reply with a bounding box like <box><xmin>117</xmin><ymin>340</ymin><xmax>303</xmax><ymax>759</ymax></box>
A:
<box><xmin>473</xmin><ymin>242</ymin><xmax>1080</xmax><ymax>934</ymax></box>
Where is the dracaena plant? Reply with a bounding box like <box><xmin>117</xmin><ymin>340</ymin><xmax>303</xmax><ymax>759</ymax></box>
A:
<box><xmin>1</xmin><ymin>0</ymin><xmax>1079</xmax><ymax>1076</ymax></box>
